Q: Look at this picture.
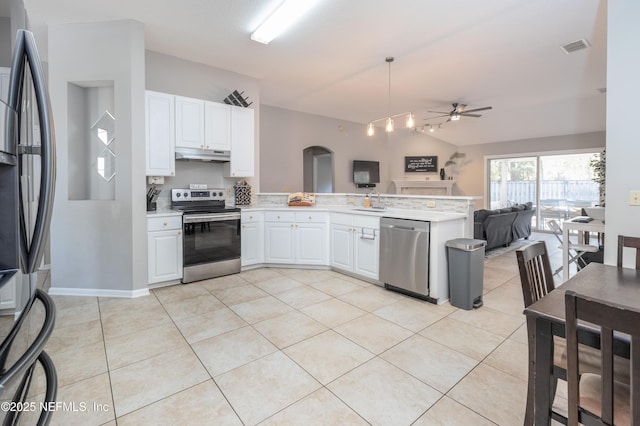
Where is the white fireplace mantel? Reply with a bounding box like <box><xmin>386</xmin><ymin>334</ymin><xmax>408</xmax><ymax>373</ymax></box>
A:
<box><xmin>392</xmin><ymin>179</ymin><xmax>456</xmax><ymax>196</ymax></box>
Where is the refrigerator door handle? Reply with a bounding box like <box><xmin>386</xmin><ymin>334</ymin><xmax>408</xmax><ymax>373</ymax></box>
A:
<box><xmin>0</xmin><ymin>289</ymin><xmax>56</xmax><ymax>393</ymax></box>
<box><xmin>8</xmin><ymin>30</ymin><xmax>56</xmax><ymax>274</ymax></box>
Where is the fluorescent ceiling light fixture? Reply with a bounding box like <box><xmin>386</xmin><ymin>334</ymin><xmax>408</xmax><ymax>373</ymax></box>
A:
<box><xmin>251</xmin><ymin>0</ymin><xmax>322</xmax><ymax>44</ymax></box>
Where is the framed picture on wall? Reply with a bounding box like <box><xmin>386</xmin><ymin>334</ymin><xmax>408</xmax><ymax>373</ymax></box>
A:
<box><xmin>405</xmin><ymin>156</ymin><xmax>437</xmax><ymax>173</ymax></box>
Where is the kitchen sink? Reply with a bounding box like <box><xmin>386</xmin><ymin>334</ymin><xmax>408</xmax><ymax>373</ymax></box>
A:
<box><xmin>352</xmin><ymin>207</ymin><xmax>387</xmax><ymax>212</ymax></box>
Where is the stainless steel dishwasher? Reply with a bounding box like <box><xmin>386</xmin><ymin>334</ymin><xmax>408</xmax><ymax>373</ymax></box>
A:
<box><xmin>380</xmin><ymin>217</ymin><xmax>431</xmax><ymax>300</ymax></box>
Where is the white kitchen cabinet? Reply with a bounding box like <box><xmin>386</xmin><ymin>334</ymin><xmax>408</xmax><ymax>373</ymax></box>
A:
<box><xmin>330</xmin><ymin>213</ymin><xmax>380</xmax><ymax>280</ymax></box>
<box><xmin>147</xmin><ymin>215</ymin><xmax>183</xmax><ymax>284</ymax></box>
<box><xmin>175</xmin><ymin>96</ymin><xmax>205</xmax><ymax>149</ymax></box>
<box><xmin>145</xmin><ymin>91</ymin><xmax>175</xmax><ymax>176</ymax></box>
<box><xmin>241</xmin><ymin>211</ymin><xmax>263</xmax><ymax>267</ymax></box>
<box><xmin>204</xmin><ymin>101</ymin><xmax>231</xmax><ymax>151</ymax></box>
<box><xmin>264</xmin><ymin>211</ymin><xmax>327</xmax><ymax>265</ymax></box>
<box><xmin>265</xmin><ymin>222</ymin><xmax>296</xmax><ymax>263</ymax></box>
<box><xmin>226</xmin><ymin>106</ymin><xmax>255</xmax><ymax>177</ymax></box>
<box><xmin>329</xmin><ymin>223</ymin><xmax>354</xmax><ymax>270</ymax></box>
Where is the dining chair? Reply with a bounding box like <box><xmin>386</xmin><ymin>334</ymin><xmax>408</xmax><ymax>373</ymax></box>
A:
<box><xmin>548</xmin><ymin>219</ymin><xmax>598</xmax><ymax>277</ymax></box>
<box><xmin>516</xmin><ymin>242</ymin><xmax>624</xmax><ymax>425</ymax></box>
<box><xmin>565</xmin><ymin>290</ymin><xmax>637</xmax><ymax>425</ymax></box>
<box><xmin>617</xmin><ymin>235</ymin><xmax>640</xmax><ymax>269</ymax></box>
<box><xmin>516</xmin><ymin>241</ymin><xmax>562</xmax><ymax>424</ymax></box>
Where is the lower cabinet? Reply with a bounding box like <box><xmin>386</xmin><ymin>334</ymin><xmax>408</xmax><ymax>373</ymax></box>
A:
<box><xmin>264</xmin><ymin>211</ymin><xmax>328</xmax><ymax>265</ymax></box>
<box><xmin>241</xmin><ymin>211</ymin><xmax>263</xmax><ymax>267</ymax></box>
<box><xmin>147</xmin><ymin>215</ymin><xmax>183</xmax><ymax>284</ymax></box>
<box><xmin>330</xmin><ymin>213</ymin><xmax>380</xmax><ymax>281</ymax></box>
<box><xmin>240</xmin><ymin>209</ymin><xmax>378</xmax><ymax>281</ymax></box>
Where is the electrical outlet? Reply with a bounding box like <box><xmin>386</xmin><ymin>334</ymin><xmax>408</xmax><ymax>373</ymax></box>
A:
<box><xmin>425</xmin><ymin>200</ymin><xmax>436</xmax><ymax>208</ymax></box>
<box><xmin>347</xmin><ymin>197</ymin><xmax>355</xmax><ymax>203</ymax></box>
<box><xmin>630</xmin><ymin>190</ymin><xmax>640</xmax><ymax>206</ymax></box>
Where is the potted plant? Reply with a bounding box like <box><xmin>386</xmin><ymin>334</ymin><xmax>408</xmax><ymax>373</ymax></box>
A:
<box><xmin>443</xmin><ymin>151</ymin><xmax>466</xmax><ymax>180</ymax></box>
<box><xmin>589</xmin><ymin>149</ymin><xmax>606</xmax><ymax>206</ymax></box>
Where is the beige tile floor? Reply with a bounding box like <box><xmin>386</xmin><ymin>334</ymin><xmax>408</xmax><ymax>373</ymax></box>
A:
<box><xmin>38</xmin><ymin>232</ymin><xmax>571</xmax><ymax>425</ymax></box>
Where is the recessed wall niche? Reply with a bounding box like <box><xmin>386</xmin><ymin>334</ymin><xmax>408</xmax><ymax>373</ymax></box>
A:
<box><xmin>67</xmin><ymin>81</ymin><xmax>116</xmax><ymax>200</ymax></box>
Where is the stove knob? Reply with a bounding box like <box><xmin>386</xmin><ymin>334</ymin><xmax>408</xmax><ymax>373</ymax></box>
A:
<box><xmin>176</xmin><ymin>193</ymin><xmax>181</xmax><ymax>198</ymax></box>
<box><xmin>183</xmin><ymin>192</ymin><xmax>188</xmax><ymax>198</ymax></box>
<box><xmin>218</xmin><ymin>191</ymin><xmax>224</xmax><ymax>197</ymax></box>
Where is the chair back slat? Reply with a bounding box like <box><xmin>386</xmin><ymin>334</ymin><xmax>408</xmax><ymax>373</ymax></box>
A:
<box><xmin>565</xmin><ymin>291</ymin><xmax>639</xmax><ymax>425</ymax></box>
<box><xmin>516</xmin><ymin>241</ymin><xmax>555</xmax><ymax>307</ymax></box>
<box><xmin>601</xmin><ymin>327</ymin><xmax>614</xmax><ymax>424</ymax></box>
<box><xmin>618</xmin><ymin>235</ymin><xmax>640</xmax><ymax>269</ymax></box>
<box><xmin>633</xmin><ymin>335</ymin><xmax>640</xmax><ymax>425</ymax></box>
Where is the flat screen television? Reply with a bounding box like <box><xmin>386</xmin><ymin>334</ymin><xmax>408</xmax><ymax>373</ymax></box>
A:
<box><xmin>353</xmin><ymin>160</ymin><xmax>380</xmax><ymax>188</ymax></box>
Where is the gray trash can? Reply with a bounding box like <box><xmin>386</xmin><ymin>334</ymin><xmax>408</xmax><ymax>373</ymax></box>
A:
<box><xmin>446</xmin><ymin>238</ymin><xmax>486</xmax><ymax>310</ymax></box>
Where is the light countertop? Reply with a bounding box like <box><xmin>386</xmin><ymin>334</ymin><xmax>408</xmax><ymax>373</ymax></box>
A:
<box><xmin>239</xmin><ymin>205</ymin><xmax>467</xmax><ymax>223</ymax></box>
<box><xmin>146</xmin><ymin>209</ymin><xmax>182</xmax><ymax>218</ymax></box>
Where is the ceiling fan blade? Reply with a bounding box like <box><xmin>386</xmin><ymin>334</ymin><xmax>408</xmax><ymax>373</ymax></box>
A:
<box><xmin>427</xmin><ymin>110</ymin><xmax>450</xmax><ymax>115</ymax></box>
<box><xmin>424</xmin><ymin>114</ymin><xmax>449</xmax><ymax>120</ymax></box>
<box><xmin>459</xmin><ymin>113</ymin><xmax>482</xmax><ymax>118</ymax></box>
<box><xmin>461</xmin><ymin>106</ymin><xmax>492</xmax><ymax>114</ymax></box>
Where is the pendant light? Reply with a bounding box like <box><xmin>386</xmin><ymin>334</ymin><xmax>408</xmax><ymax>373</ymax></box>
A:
<box><xmin>366</xmin><ymin>57</ymin><xmax>414</xmax><ymax>136</ymax></box>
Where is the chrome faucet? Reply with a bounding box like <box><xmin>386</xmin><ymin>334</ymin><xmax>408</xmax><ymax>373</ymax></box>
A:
<box><xmin>368</xmin><ymin>190</ymin><xmax>382</xmax><ymax>208</ymax></box>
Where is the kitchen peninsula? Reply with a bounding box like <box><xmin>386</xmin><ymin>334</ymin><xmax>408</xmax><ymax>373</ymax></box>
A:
<box><xmin>239</xmin><ymin>192</ymin><xmax>480</xmax><ymax>304</ymax></box>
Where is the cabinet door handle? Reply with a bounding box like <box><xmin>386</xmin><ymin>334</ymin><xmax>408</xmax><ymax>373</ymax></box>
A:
<box><xmin>277</xmin><ymin>215</ymin><xmax>280</xmax><ymax>219</ymax></box>
<box><xmin>178</xmin><ymin>231</ymin><xmax>182</xmax><ymax>235</ymax></box>
<box><xmin>163</xmin><ymin>222</ymin><xmax>167</xmax><ymax>226</ymax></box>
<box><xmin>308</xmin><ymin>216</ymin><xmax>312</xmax><ymax>220</ymax></box>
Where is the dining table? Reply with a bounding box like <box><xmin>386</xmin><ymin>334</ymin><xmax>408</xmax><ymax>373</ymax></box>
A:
<box><xmin>561</xmin><ymin>218</ymin><xmax>605</xmax><ymax>281</ymax></box>
<box><xmin>523</xmin><ymin>263</ymin><xmax>638</xmax><ymax>425</ymax></box>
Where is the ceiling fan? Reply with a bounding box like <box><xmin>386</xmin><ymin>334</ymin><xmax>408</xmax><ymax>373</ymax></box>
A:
<box><xmin>426</xmin><ymin>102</ymin><xmax>493</xmax><ymax>122</ymax></box>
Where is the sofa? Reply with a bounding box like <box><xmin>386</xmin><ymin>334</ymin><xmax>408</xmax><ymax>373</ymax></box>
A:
<box><xmin>474</xmin><ymin>202</ymin><xmax>536</xmax><ymax>250</ymax></box>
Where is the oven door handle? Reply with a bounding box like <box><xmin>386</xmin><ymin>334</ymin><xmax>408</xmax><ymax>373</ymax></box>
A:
<box><xmin>183</xmin><ymin>213</ymin><xmax>241</xmax><ymax>223</ymax></box>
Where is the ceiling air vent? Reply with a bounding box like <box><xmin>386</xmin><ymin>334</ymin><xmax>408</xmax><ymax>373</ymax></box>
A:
<box><xmin>561</xmin><ymin>38</ymin><xmax>591</xmax><ymax>54</ymax></box>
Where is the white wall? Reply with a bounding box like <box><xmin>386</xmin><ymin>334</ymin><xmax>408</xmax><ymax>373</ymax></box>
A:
<box><xmin>49</xmin><ymin>20</ymin><xmax>146</xmax><ymax>293</ymax></box>
<box><xmin>260</xmin><ymin>106</ymin><xmax>461</xmax><ymax>194</ymax></box>
<box><xmin>145</xmin><ymin>50</ymin><xmax>261</xmax><ymax>191</ymax></box>
<box><xmin>386</xmin><ymin>130</ymin><xmax>461</xmax><ymax>194</ymax></box>
<box><xmin>604</xmin><ymin>2</ymin><xmax>640</xmax><ymax>266</ymax></box>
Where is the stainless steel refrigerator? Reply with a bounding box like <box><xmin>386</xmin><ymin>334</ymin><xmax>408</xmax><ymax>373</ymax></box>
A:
<box><xmin>0</xmin><ymin>30</ymin><xmax>57</xmax><ymax>425</ymax></box>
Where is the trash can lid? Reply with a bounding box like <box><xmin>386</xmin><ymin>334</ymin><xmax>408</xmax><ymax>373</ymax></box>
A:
<box><xmin>446</xmin><ymin>238</ymin><xmax>487</xmax><ymax>251</ymax></box>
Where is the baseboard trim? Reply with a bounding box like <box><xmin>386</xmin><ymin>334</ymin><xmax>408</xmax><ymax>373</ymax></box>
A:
<box><xmin>47</xmin><ymin>287</ymin><xmax>150</xmax><ymax>298</ymax></box>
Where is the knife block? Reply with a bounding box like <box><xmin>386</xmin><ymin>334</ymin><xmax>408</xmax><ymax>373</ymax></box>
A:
<box><xmin>146</xmin><ymin>201</ymin><xmax>157</xmax><ymax>212</ymax></box>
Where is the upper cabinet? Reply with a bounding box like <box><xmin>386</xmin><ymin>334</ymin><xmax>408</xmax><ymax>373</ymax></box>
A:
<box><xmin>145</xmin><ymin>91</ymin><xmax>255</xmax><ymax>177</ymax></box>
<box><xmin>145</xmin><ymin>91</ymin><xmax>175</xmax><ymax>176</ymax></box>
<box><xmin>228</xmin><ymin>106</ymin><xmax>255</xmax><ymax>177</ymax></box>
<box><xmin>175</xmin><ymin>96</ymin><xmax>205</xmax><ymax>149</ymax></box>
<box><xmin>204</xmin><ymin>101</ymin><xmax>231</xmax><ymax>151</ymax></box>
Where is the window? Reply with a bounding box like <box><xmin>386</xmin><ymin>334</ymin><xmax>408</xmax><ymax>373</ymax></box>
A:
<box><xmin>488</xmin><ymin>152</ymin><xmax>600</xmax><ymax>231</ymax></box>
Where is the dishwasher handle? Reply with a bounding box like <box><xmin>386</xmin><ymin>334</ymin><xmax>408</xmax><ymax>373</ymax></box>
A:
<box><xmin>381</xmin><ymin>224</ymin><xmax>415</xmax><ymax>231</ymax></box>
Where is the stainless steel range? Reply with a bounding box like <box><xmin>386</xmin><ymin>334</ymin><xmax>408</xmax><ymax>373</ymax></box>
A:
<box><xmin>171</xmin><ymin>188</ymin><xmax>241</xmax><ymax>283</ymax></box>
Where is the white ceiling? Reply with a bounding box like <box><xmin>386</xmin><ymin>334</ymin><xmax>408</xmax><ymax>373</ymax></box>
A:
<box><xmin>24</xmin><ymin>0</ymin><xmax>607</xmax><ymax>146</ymax></box>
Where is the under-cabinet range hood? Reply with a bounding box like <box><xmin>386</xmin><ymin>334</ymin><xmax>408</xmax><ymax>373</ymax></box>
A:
<box><xmin>175</xmin><ymin>147</ymin><xmax>230</xmax><ymax>162</ymax></box>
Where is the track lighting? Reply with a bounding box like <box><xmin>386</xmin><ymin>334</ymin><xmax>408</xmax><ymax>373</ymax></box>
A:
<box><xmin>366</xmin><ymin>57</ymin><xmax>414</xmax><ymax>136</ymax></box>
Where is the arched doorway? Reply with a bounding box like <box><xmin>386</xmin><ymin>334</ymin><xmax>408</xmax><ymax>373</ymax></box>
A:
<box><xmin>303</xmin><ymin>146</ymin><xmax>334</xmax><ymax>193</ymax></box>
